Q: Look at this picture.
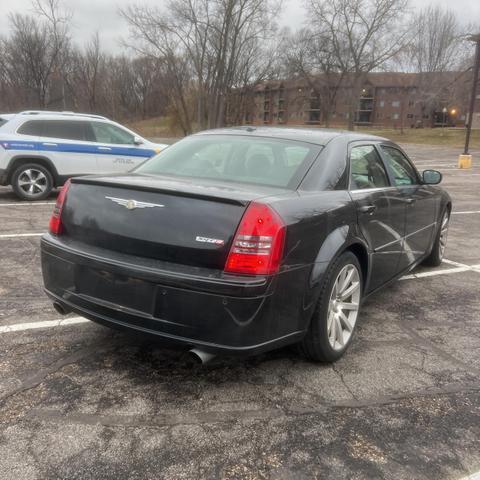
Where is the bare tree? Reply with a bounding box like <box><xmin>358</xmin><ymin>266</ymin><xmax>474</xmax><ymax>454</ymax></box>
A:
<box><xmin>69</xmin><ymin>32</ymin><xmax>105</xmax><ymax>111</ymax></box>
<box><xmin>121</xmin><ymin>0</ymin><xmax>280</xmax><ymax>132</ymax></box>
<box><xmin>306</xmin><ymin>0</ymin><xmax>411</xmax><ymax>130</ymax></box>
<box><xmin>2</xmin><ymin>0</ymin><xmax>71</xmax><ymax>108</ymax></box>
<box><xmin>282</xmin><ymin>28</ymin><xmax>344</xmax><ymax>127</ymax></box>
<box><xmin>401</xmin><ymin>4</ymin><xmax>467</xmax><ymax>126</ymax></box>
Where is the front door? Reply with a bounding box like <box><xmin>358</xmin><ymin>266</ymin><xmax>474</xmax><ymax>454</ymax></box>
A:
<box><xmin>89</xmin><ymin>121</ymin><xmax>153</xmax><ymax>173</ymax></box>
<box><xmin>379</xmin><ymin>145</ymin><xmax>437</xmax><ymax>271</ymax></box>
<box><xmin>348</xmin><ymin>144</ymin><xmax>406</xmax><ymax>292</ymax></box>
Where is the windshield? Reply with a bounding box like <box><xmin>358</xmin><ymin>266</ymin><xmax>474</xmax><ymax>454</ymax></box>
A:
<box><xmin>135</xmin><ymin>135</ymin><xmax>322</xmax><ymax>188</ymax></box>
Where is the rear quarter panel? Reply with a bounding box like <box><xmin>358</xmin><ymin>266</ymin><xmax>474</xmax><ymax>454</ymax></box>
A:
<box><xmin>268</xmin><ymin>190</ymin><xmax>359</xmax><ymax>332</ymax></box>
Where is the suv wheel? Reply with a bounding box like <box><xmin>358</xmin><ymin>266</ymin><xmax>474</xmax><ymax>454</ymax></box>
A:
<box><xmin>299</xmin><ymin>251</ymin><xmax>363</xmax><ymax>362</ymax></box>
<box><xmin>11</xmin><ymin>163</ymin><xmax>54</xmax><ymax>201</ymax></box>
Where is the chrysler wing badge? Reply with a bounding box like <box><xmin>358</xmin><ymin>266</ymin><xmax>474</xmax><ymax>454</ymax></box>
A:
<box><xmin>105</xmin><ymin>196</ymin><xmax>165</xmax><ymax>210</ymax></box>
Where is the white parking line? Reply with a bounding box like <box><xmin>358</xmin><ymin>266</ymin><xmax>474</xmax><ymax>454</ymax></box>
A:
<box><xmin>0</xmin><ymin>233</ymin><xmax>44</xmax><ymax>238</ymax></box>
<box><xmin>400</xmin><ymin>266</ymin><xmax>471</xmax><ymax>280</ymax></box>
<box><xmin>401</xmin><ymin>258</ymin><xmax>480</xmax><ymax>280</ymax></box>
<box><xmin>0</xmin><ymin>202</ymin><xmax>55</xmax><ymax>207</ymax></box>
<box><xmin>459</xmin><ymin>471</ymin><xmax>480</xmax><ymax>480</ymax></box>
<box><xmin>451</xmin><ymin>211</ymin><xmax>480</xmax><ymax>215</ymax></box>
<box><xmin>0</xmin><ymin>317</ymin><xmax>89</xmax><ymax>334</ymax></box>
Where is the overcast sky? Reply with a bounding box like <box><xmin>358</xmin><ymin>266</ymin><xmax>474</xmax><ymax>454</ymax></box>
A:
<box><xmin>0</xmin><ymin>0</ymin><xmax>478</xmax><ymax>53</ymax></box>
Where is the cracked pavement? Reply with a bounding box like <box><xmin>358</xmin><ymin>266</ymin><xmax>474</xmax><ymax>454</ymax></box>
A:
<box><xmin>0</xmin><ymin>144</ymin><xmax>479</xmax><ymax>479</ymax></box>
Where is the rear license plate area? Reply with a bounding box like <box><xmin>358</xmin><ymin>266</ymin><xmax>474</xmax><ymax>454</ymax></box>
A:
<box><xmin>75</xmin><ymin>266</ymin><xmax>154</xmax><ymax>314</ymax></box>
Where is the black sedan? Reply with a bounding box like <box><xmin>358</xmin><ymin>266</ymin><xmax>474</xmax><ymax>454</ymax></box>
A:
<box><xmin>41</xmin><ymin>127</ymin><xmax>451</xmax><ymax>362</ymax></box>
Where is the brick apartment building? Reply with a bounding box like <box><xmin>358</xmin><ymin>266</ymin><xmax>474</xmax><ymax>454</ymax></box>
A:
<box><xmin>228</xmin><ymin>72</ymin><xmax>473</xmax><ymax>129</ymax></box>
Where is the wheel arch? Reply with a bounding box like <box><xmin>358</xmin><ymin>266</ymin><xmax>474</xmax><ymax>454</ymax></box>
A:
<box><xmin>7</xmin><ymin>155</ymin><xmax>60</xmax><ymax>186</ymax></box>
<box><xmin>306</xmin><ymin>226</ymin><xmax>371</xmax><ymax>312</ymax></box>
<box><xmin>343</xmin><ymin>242</ymin><xmax>369</xmax><ymax>288</ymax></box>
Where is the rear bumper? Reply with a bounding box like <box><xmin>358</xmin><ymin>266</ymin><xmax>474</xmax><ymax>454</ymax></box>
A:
<box><xmin>41</xmin><ymin>235</ymin><xmax>310</xmax><ymax>354</ymax></box>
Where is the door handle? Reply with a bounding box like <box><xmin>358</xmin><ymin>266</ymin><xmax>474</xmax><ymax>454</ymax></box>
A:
<box><xmin>358</xmin><ymin>205</ymin><xmax>377</xmax><ymax>215</ymax></box>
<box><xmin>405</xmin><ymin>198</ymin><xmax>416</xmax><ymax>205</ymax></box>
<box><xmin>98</xmin><ymin>146</ymin><xmax>112</xmax><ymax>151</ymax></box>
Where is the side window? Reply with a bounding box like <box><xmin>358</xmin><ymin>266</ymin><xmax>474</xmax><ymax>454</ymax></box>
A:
<box><xmin>43</xmin><ymin>121</ymin><xmax>91</xmax><ymax>141</ymax></box>
<box><xmin>17</xmin><ymin>120</ymin><xmax>45</xmax><ymax>136</ymax></box>
<box><xmin>381</xmin><ymin>146</ymin><xmax>418</xmax><ymax>186</ymax></box>
<box><xmin>90</xmin><ymin>122</ymin><xmax>135</xmax><ymax>145</ymax></box>
<box><xmin>349</xmin><ymin>145</ymin><xmax>390</xmax><ymax>190</ymax></box>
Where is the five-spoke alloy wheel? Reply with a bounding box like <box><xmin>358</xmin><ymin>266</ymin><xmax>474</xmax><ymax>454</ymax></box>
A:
<box><xmin>423</xmin><ymin>208</ymin><xmax>450</xmax><ymax>267</ymax></box>
<box><xmin>300</xmin><ymin>251</ymin><xmax>363</xmax><ymax>362</ymax></box>
<box><xmin>12</xmin><ymin>163</ymin><xmax>54</xmax><ymax>201</ymax></box>
<box><xmin>438</xmin><ymin>211</ymin><xmax>449</xmax><ymax>260</ymax></box>
<box><xmin>327</xmin><ymin>264</ymin><xmax>361</xmax><ymax>351</ymax></box>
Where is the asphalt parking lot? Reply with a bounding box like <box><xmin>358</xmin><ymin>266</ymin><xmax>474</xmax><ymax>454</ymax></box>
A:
<box><xmin>0</xmin><ymin>143</ymin><xmax>479</xmax><ymax>480</ymax></box>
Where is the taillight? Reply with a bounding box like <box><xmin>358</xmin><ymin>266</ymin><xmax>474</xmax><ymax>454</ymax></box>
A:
<box><xmin>225</xmin><ymin>202</ymin><xmax>286</xmax><ymax>275</ymax></box>
<box><xmin>49</xmin><ymin>179</ymin><xmax>71</xmax><ymax>235</ymax></box>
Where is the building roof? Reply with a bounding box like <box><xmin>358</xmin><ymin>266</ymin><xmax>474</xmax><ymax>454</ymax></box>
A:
<box><xmin>252</xmin><ymin>71</ymin><xmax>463</xmax><ymax>91</ymax></box>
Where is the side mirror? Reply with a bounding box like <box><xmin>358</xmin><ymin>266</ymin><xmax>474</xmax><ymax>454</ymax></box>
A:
<box><xmin>422</xmin><ymin>169</ymin><xmax>442</xmax><ymax>185</ymax></box>
<box><xmin>133</xmin><ymin>136</ymin><xmax>143</xmax><ymax>146</ymax></box>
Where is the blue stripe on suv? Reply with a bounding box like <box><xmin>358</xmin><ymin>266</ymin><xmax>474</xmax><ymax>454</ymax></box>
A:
<box><xmin>0</xmin><ymin>140</ymin><xmax>156</xmax><ymax>158</ymax></box>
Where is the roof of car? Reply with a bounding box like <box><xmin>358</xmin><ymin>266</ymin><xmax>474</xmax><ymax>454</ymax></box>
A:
<box><xmin>195</xmin><ymin>126</ymin><xmax>388</xmax><ymax>146</ymax></box>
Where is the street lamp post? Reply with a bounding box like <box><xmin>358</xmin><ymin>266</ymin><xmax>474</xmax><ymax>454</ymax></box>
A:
<box><xmin>463</xmin><ymin>34</ymin><xmax>480</xmax><ymax>156</ymax></box>
<box><xmin>442</xmin><ymin>107</ymin><xmax>447</xmax><ymax>135</ymax></box>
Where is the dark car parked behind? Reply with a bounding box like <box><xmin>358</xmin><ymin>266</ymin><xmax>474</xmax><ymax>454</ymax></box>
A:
<box><xmin>41</xmin><ymin>127</ymin><xmax>451</xmax><ymax>362</ymax></box>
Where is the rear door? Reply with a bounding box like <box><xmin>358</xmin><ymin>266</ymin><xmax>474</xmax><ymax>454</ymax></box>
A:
<box><xmin>89</xmin><ymin>121</ymin><xmax>154</xmax><ymax>173</ymax></box>
<box><xmin>348</xmin><ymin>143</ymin><xmax>406</xmax><ymax>291</ymax></box>
<box><xmin>18</xmin><ymin>119</ymin><xmax>98</xmax><ymax>175</ymax></box>
<box><xmin>379</xmin><ymin>145</ymin><xmax>436</xmax><ymax>270</ymax></box>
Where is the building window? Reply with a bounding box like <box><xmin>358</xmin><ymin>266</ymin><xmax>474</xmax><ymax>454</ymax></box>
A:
<box><xmin>379</xmin><ymin>100</ymin><xmax>385</xmax><ymax>108</ymax></box>
<box><xmin>309</xmin><ymin>97</ymin><xmax>320</xmax><ymax>110</ymax></box>
<box><xmin>393</xmin><ymin>113</ymin><xmax>400</xmax><ymax>120</ymax></box>
<box><xmin>408</xmin><ymin>100</ymin><xmax>414</xmax><ymax>107</ymax></box>
<box><xmin>407</xmin><ymin>113</ymin><xmax>414</xmax><ymax>119</ymax></box>
<box><xmin>392</xmin><ymin>101</ymin><xmax>400</xmax><ymax>108</ymax></box>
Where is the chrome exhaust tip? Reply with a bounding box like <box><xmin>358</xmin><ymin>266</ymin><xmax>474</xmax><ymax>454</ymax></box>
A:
<box><xmin>187</xmin><ymin>348</ymin><xmax>216</xmax><ymax>365</ymax></box>
<box><xmin>52</xmin><ymin>301</ymin><xmax>71</xmax><ymax>316</ymax></box>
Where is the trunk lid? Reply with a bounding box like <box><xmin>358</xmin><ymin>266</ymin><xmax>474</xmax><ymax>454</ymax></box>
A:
<box><xmin>61</xmin><ymin>174</ymin><xmax>291</xmax><ymax>270</ymax></box>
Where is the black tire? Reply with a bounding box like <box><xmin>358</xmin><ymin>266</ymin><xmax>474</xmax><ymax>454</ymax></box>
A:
<box><xmin>422</xmin><ymin>208</ymin><xmax>450</xmax><ymax>267</ymax></box>
<box><xmin>299</xmin><ymin>251</ymin><xmax>363</xmax><ymax>363</ymax></box>
<box><xmin>11</xmin><ymin>163</ymin><xmax>54</xmax><ymax>201</ymax></box>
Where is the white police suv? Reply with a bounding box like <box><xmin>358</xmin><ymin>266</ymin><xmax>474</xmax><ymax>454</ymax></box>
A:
<box><xmin>0</xmin><ymin>111</ymin><xmax>167</xmax><ymax>200</ymax></box>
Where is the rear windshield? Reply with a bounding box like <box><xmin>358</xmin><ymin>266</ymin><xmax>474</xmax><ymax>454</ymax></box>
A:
<box><xmin>135</xmin><ymin>135</ymin><xmax>322</xmax><ymax>188</ymax></box>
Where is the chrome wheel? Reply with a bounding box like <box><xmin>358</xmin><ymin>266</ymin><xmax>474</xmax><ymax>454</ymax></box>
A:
<box><xmin>439</xmin><ymin>212</ymin><xmax>449</xmax><ymax>259</ymax></box>
<box><xmin>17</xmin><ymin>168</ymin><xmax>48</xmax><ymax>196</ymax></box>
<box><xmin>327</xmin><ymin>264</ymin><xmax>361</xmax><ymax>351</ymax></box>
